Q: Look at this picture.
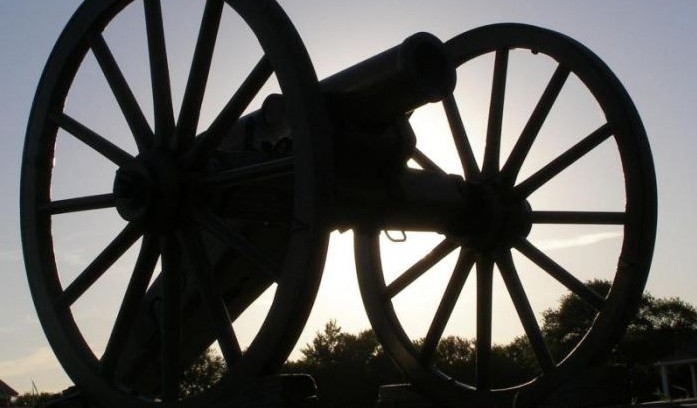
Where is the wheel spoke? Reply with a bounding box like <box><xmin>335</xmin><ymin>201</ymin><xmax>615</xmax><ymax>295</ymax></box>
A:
<box><xmin>57</xmin><ymin>223</ymin><xmax>142</xmax><ymax>309</ymax></box>
<box><xmin>501</xmin><ymin>65</ymin><xmax>570</xmax><ymax>185</ymax></box>
<box><xmin>515</xmin><ymin>123</ymin><xmax>613</xmax><ymax>198</ymax></box>
<box><xmin>532</xmin><ymin>210</ymin><xmax>625</xmax><ymax>225</ymax></box>
<box><xmin>199</xmin><ymin>156</ymin><xmax>294</xmax><ymax>188</ymax></box>
<box><xmin>400</xmin><ymin>118</ymin><xmax>446</xmax><ymax>175</ymax></box>
<box><xmin>515</xmin><ymin>238</ymin><xmax>606</xmax><ymax>310</ymax></box>
<box><xmin>160</xmin><ymin>234</ymin><xmax>182</xmax><ymax>402</ymax></box>
<box><xmin>100</xmin><ymin>234</ymin><xmax>159</xmax><ymax>377</ymax></box>
<box><xmin>182</xmin><ymin>226</ymin><xmax>242</xmax><ymax>367</ymax></box>
<box><xmin>41</xmin><ymin>193</ymin><xmax>115</xmax><ymax>215</ymax></box>
<box><xmin>144</xmin><ymin>0</ymin><xmax>175</xmax><ymax>148</ymax></box>
<box><xmin>476</xmin><ymin>254</ymin><xmax>494</xmax><ymax>391</ymax></box>
<box><xmin>420</xmin><ymin>248</ymin><xmax>476</xmax><ymax>364</ymax></box>
<box><xmin>53</xmin><ymin>113</ymin><xmax>134</xmax><ymax>166</ymax></box>
<box><xmin>482</xmin><ymin>49</ymin><xmax>508</xmax><ymax>178</ymax></box>
<box><xmin>175</xmin><ymin>0</ymin><xmax>224</xmax><ymax>150</ymax></box>
<box><xmin>90</xmin><ymin>34</ymin><xmax>153</xmax><ymax>152</ymax></box>
<box><xmin>496</xmin><ymin>250</ymin><xmax>555</xmax><ymax>373</ymax></box>
<box><xmin>193</xmin><ymin>209</ymin><xmax>282</xmax><ymax>280</ymax></box>
<box><xmin>185</xmin><ymin>57</ymin><xmax>273</xmax><ymax>166</ymax></box>
<box><xmin>443</xmin><ymin>93</ymin><xmax>480</xmax><ymax>180</ymax></box>
<box><xmin>384</xmin><ymin>238</ymin><xmax>459</xmax><ymax>299</ymax></box>
<box><xmin>412</xmin><ymin>148</ymin><xmax>446</xmax><ymax>175</ymax></box>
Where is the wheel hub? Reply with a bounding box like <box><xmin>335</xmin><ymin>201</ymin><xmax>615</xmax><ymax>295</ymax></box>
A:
<box><xmin>459</xmin><ymin>181</ymin><xmax>533</xmax><ymax>250</ymax></box>
<box><xmin>113</xmin><ymin>150</ymin><xmax>182</xmax><ymax>231</ymax></box>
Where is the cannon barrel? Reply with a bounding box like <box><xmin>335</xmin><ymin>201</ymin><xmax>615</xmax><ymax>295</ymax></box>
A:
<box><xmin>222</xmin><ymin>32</ymin><xmax>455</xmax><ymax>174</ymax></box>
<box><xmin>322</xmin><ymin>31</ymin><xmax>456</xmax><ymax>127</ymax></box>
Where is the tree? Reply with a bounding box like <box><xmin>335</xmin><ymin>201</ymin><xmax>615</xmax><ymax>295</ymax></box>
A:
<box><xmin>299</xmin><ymin>321</ymin><xmax>382</xmax><ymax>368</ymax></box>
<box><xmin>541</xmin><ymin>279</ymin><xmax>611</xmax><ymax>358</ymax></box>
<box><xmin>540</xmin><ymin>280</ymin><xmax>697</xmax><ymax>402</ymax></box>
<box><xmin>12</xmin><ymin>392</ymin><xmax>62</xmax><ymax>407</ymax></box>
<box><xmin>174</xmin><ymin>285</ymin><xmax>697</xmax><ymax>406</ymax></box>
<box><xmin>179</xmin><ymin>348</ymin><xmax>227</xmax><ymax>398</ymax></box>
<box><xmin>283</xmin><ymin>321</ymin><xmax>402</xmax><ymax>408</ymax></box>
<box><xmin>285</xmin><ymin>286</ymin><xmax>697</xmax><ymax>407</ymax></box>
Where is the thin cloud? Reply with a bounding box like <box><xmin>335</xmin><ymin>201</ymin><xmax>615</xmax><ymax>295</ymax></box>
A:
<box><xmin>0</xmin><ymin>315</ymin><xmax>41</xmax><ymax>334</ymax></box>
<box><xmin>536</xmin><ymin>231</ymin><xmax>623</xmax><ymax>251</ymax></box>
<box><xmin>0</xmin><ymin>347</ymin><xmax>58</xmax><ymax>377</ymax></box>
<box><xmin>57</xmin><ymin>248</ymin><xmax>88</xmax><ymax>268</ymax></box>
<box><xmin>0</xmin><ymin>248</ymin><xmax>21</xmax><ymax>262</ymax></box>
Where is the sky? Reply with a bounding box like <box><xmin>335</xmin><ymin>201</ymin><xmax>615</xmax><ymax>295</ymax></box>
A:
<box><xmin>1</xmin><ymin>0</ymin><xmax>697</xmax><ymax>395</ymax></box>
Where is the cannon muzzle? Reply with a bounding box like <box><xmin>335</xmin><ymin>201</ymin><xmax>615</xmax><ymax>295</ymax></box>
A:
<box><xmin>322</xmin><ymin>32</ymin><xmax>456</xmax><ymax>127</ymax></box>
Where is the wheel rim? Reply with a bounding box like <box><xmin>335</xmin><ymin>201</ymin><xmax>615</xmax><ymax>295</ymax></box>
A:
<box><xmin>21</xmin><ymin>0</ymin><xmax>331</xmax><ymax>406</ymax></box>
<box><xmin>356</xmin><ymin>23</ymin><xmax>656</xmax><ymax>407</ymax></box>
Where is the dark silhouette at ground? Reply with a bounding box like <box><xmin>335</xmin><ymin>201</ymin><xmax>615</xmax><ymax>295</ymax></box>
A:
<box><xmin>279</xmin><ymin>281</ymin><xmax>697</xmax><ymax>408</ymax></box>
<box><xmin>153</xmin><ymin>280</ymin><xmax>697</xmax><ymax>407</ymax></box>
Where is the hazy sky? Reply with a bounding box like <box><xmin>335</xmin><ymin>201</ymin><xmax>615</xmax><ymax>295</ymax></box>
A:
<box><xmin>1</xmin><ymin>0</ymin><xmax>696</xmax><ymax>394</ymax></box>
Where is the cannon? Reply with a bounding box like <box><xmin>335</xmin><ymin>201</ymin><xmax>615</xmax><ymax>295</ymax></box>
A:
<box><xmin>21</xmin><ymin>1</ymin><xmax>656</xmax><ymax>407</ymax></box>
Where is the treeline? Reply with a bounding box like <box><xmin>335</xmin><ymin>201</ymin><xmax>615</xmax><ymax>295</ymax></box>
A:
<box><xmin>282</xmin><ymin>280</ymin><xmax>697</xmax><ymax>408</ymax></box>
<box><xmin>16</xmin><ymin>281</ymin><xmax>697</xmax><ymax>407</ymax></box>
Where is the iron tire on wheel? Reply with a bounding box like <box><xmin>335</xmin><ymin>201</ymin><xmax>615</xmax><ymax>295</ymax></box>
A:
<box><xmin>21</xmin><ymin>0</ymin><xmax>331</xmax><ymax>407</ymax></box>
<box><xmin>356</xmin><ymin>23</ymin><xmax>656</xmax><ymax>408</ymax></box>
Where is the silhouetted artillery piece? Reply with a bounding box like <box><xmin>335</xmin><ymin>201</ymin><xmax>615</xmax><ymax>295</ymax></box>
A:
<box><xmin>21</xmin><ymin>1</ymin><xmax>656</xmax><ymax>407</ymax></box>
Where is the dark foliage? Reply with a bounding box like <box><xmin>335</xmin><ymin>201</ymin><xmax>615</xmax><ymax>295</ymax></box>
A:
<box><xmin>180</xmin><ymin>348</ymin><xmax>226</xmax><ymax>398</ymax></box>
<box><xmin>177</xmin><ymin>283</ymin><xmax>697</xmax><ymax>407</ymax></box>
<box><xmin>279</xmin><ymin>283</ymin><xmax>697</xmax><ymax>407</ymax></box>
<box><xmin>12</xmin><ymin>392</ymin><xmax>62</xmax><ymax>407</ymax></box>
<box><xmin>282</xmin><ymin>321</ymin><xmax>404</xmax><ymax>408</ymax></box>
<box><xmin>540</xmin><ymin>280</ymin><xmax>697</xmax><ymax>401</ymax></box>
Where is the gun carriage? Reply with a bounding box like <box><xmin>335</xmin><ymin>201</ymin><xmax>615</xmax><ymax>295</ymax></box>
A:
<box><xmin>21</xmin><ymin>1</ymin><xmax>656</xmax><ymax>407</ymax></box>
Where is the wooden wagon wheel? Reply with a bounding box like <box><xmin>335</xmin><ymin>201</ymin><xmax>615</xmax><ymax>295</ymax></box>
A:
<box><xmin>21</xmin><ymin>0</ymin><xmax>331</xmax><ymax>406</ymax></box>
<box><xmin>356</xmin><ymin>24</ymin><xmax>656</xmax><ymax>407</ymax></box>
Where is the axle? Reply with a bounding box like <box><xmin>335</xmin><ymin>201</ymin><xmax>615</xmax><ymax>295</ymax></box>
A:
<box><xmin>211</xmin><ymin>164</ymin><xmax>532</xmax><ymax>246</ymax></box>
